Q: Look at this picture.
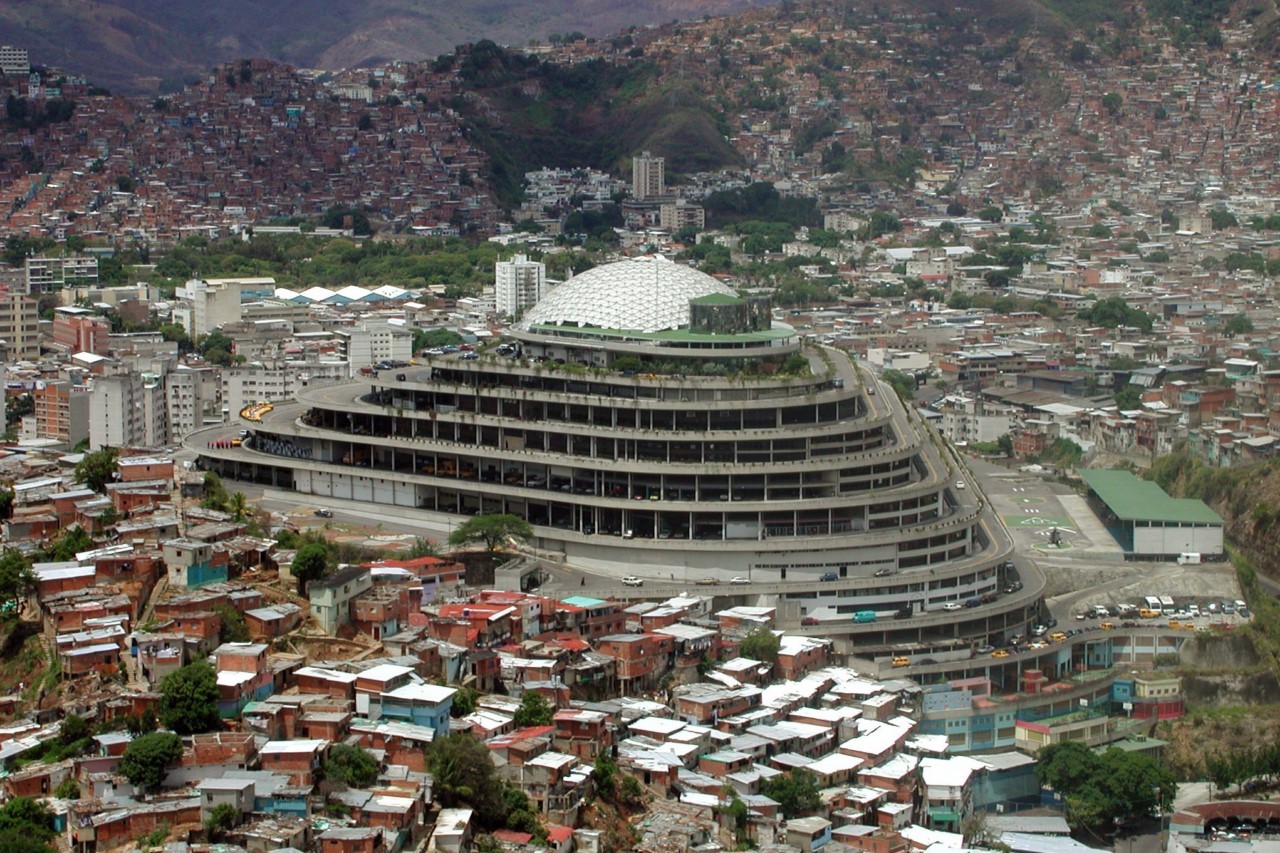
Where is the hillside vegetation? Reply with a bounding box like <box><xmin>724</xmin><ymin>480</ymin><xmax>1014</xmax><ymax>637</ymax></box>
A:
<box><xmin>451</xmin><ymin>45</ymin><xmax>742</xmax><ymax>205</ymax></box>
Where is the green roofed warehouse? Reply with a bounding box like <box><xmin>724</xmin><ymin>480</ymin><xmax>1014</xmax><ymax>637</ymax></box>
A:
<box><xmin>1079</xmin><ymin>469</ymin><xmax>1223</xmax><ymax>559</ymax></box>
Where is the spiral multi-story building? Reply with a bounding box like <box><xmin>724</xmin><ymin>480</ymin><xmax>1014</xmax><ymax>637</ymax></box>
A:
<box><xmin>193</xmin><ymin>257</ymin><xmax>1034</xmax><ymax>638</ymax></box>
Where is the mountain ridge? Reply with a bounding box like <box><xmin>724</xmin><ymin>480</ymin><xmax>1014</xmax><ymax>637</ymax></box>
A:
<box><xmin>0</xmin><ymin>0</ymin><xmax>773</xmax><ymax>94</ymax></box>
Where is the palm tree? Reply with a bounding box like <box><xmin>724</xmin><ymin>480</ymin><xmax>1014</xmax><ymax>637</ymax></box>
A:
<box><xmin>227</xmin><ymin>492</ymin><xmax>249</xmax><ymax>522</ymax></box>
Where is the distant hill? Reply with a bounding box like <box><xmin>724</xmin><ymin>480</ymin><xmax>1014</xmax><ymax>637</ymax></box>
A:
<box><xmin>0</xmin><ymin>0</ymin><xmax>775</xmax><ymax>94</ymax></box>
<box><xmin>446</xmin><ymin>45</ymin><xmax>743</xmax><ymax>205</ymax></box>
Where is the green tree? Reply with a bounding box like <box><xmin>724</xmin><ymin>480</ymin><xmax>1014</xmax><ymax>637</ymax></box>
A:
<box><xmin>502</xmin><ymin>786</ymin><xmax>547</xmax><ymax>841</ymax></box>
<box><xmin>0</xmin><ymin>488</ymin><xmax>13</xmax><ymax>520</ymax></box>
<box><xmin>75</xmin><ymin>447</ymin><xmax>119</xmax><ymax>491</ymax></box>
<box><xmin>59</xmin><ymin>713</ymin><xmax>90</xmax><ymax>744</ymax></box>
<box><xmin>593</xmin><ymin>750</ymin><xmax>618</xmax><ymax>799</ymax></box>
<box><xmin>226</xmin><ymin>492</ymin><xmax>249</xmax><ymax>522</ymax></box>
<box><xmin>203</xmin><ymin>803</ymin><xmax>240</xmax><ymax>840</ymax></box>
<box><xmin>977</xmin><ymin>205</ymin><xmax>1003</xmax><ymax>223</ymax></box>
<box><xmin>159</xmin><ymin>660</ymin><xmax>221</xmax><ymax>735</ymax></box>
<box><xmin>1210</xmin><ymin>208</ymin><xmax>1238</xmax><ymax>230</ymax></box>
<box><xmin>448</xmin><ymin>514</ymin><xmax>533</xmax><ymax>553</ymax></box>
<box><xmin>53</xmin><ymin>778</ymin><xmax>80</xmax><ymax>799</ymax></box>
<box><xmin>44</xmin><ymin>526</ymin><xmax>94</xmax><ymax>562</ymax></box>
<box><xmin>512</xmin><ymin>691</ymin><xmax>554</xmax><ymax>727</ymax></box>
<box><xmin>1101</xmin><ymin>92</ymin><xmax>1123</xmax><ymax>116</ymax></box>
<box><xmin>323</xmin><ymin>743</ymin><xmax>379</xmax><ymax>788</ymax></box>
<box><xmin>1223</xmin><ymin>314</ymin><xmax>1254</xmax><ymax>337</ymax></box>
<box><xmin>291</xmin><ymin>543</ymin><xmax>330</xmax><ymax>594</ymax></box>
<box><xmin>1080</xmin><ymin>296</ymin><xmax>1153</xmax><ymax>332</ymax></box>
<box><xmin>739</xmin><ymin>624</ymin><xmax>780</xmax><ymax>666</ymax></box>
<box><xmin>881</xmin><ymin>369</ymin><xmax>917</xmax><ymax>402</ymax></box>
<box><xmin>119</xmin><ymin>732</ymin><xmax>184</xmax><ymax>791</ymax></box>
<box><xmin>860</xmin><ymin>211</ymin><xmax>902</xmax><ymax>240</ymax></box>
<box><xmin>1115</xmin><ymin>386</ymin><xmax>1142</xmax><ymax>409</ymax></box>
<box><xmin>1037</xmin><ymin>742</ymin><xmax>1175</xmax><ymax>832</ymax></box>
<box><xmin>213</xmin><ymin>603</ymin><xmax>250</xmax><ymax>643</ymax></box>
<box><xmin>0</xmin><ymin>550</ymin><xmax>35</xmax><ymax>616</ymax></box>
<box><xmin>451</xmin><ymin>685</ymin><xmax>479</xmax><ymax>717</ymax></box>
<box><xmin>1037</xmin><ymin>741</ymin><xmax>1098</xmax><ymax>793</ymax></box>
<box><xmin>0</xmin><ymin>798</ymin><xmax>55</xmax><ymax>850</ymax></box>
<box><xmin>761</xmin><ymin>768</ymin><xmax>821</xmax><ymax>818</ymax></box>
<box><xmin>426</xmin><ymin>733</ymin><xmax>507</xmax><ymax>827</ymax></box>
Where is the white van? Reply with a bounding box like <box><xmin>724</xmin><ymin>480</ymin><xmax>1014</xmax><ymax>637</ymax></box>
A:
<box><xmin>1177</xmin><ymin>552</ymin><xmax>1202</xmax><ymax>565</ymax></box>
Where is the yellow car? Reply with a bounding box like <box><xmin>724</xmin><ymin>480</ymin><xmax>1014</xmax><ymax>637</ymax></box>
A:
<box><xmin>1168</xmin><ymin>620</ymin><xmax>1181</xmax><ymax>629</ymax></box>
<box><xmin>992</xmin><ymin>649</ymin><xmax>1010</xmax><ymax>658</ymax></box>
<box><xmin>1099</xmin><ymin>621</ymin><xmax>1114</xmax><ymax>630</ymax></box>
<box><xmin>1139</xmin><ymin>608</ymin><xmax>1160</xmax><ymax>619</ymax></box>
<box><xmin>1049</xmin><ymin>631</ymin><xmax>1067</xmax><ymax>643</ymax></box>
<box><xmin>892</xmin><ymin>657</ymin><xmax>910</xmax><ymax>668</ymax></box>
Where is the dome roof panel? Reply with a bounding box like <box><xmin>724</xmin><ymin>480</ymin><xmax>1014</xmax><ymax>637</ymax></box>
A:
<box><xmin>517</xmin><ymin>256</ymin><xmax>734</xmax><ymax>333</ymax></box>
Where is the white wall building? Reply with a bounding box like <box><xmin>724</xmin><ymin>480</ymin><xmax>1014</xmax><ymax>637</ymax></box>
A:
<box><xmin>221</xmin><ymin>363</ymin><xmax>349</xmax><ymax>417</ymax></box>
<box><xmin>167</xmin><ymin>366</ymin><xmax>222</xmax><ymax>438</ymax></box>
<box><xmin>26</xmin><ymin>255</ymin><xmax>98</xmax><ymax>294</ymax></box>
<box><xmin>632</xmin><ymin>151</ymin><xmax>665</xmax><ymax>201</ymax></box>
<box><xmin>0</xmin><ymin>46</ymin><xmax>30</xmax><ymax>78</ymax></box>
<box><xmin>89</xmin><ymin>373</ymin><xmax>169</xmax><ymax>449</ymax></box>
<box><xmin>336</xmin><ymin>322</ymin><xmax>413</xmax><ymax>372</ymax></box>
<box><xmin>182</xmin><ymin>279</ymin><xmax>242</xmax><ymax>337</ymax></box>
<box><xmin>494</xmin><ymin>254</ymin><xmax>547</xmax><ymax>319</ymax></box>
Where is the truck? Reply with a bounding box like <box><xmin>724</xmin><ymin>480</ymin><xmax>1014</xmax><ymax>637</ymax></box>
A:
<box><xmin>1177</xmin><ymin>552</ymin><xmax>1202</xmax><ymax>565</ymax></box>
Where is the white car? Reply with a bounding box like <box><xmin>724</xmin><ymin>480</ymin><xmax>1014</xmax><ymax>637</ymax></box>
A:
<box><xmin>942</xmin><ymin>602</ymin><xmax>963</xmax><ymax>611</ymax></box>
<box><xmin>955</xmin><ymin>480</ymin><xmax>967</xmax><ymax>490</ymax></box>
<box><xmin>621</xmin><ymin>576</ymin><xmax>643</xmax><ymax>587</ymax></box>
<box><xmin>729</xmin><ymin>576</ymin><xmax>751</xmax><ymax>585</ymax></box>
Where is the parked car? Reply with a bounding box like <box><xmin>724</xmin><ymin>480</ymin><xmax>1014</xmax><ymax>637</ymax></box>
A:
<box><xmin>820</xmin><ymin>571</ymin><xmax>839</xmax><ymax>582</ymax></box>
<box><xmin>976</xmin><ymin>644</ymin><xmax>995</xmax><ymax>655</ymax></box>
<box><xmin>942</xmin><ymin>602</ymin><xmax>963</xmax><ymax>611</ymax></box>
<box><xmin>621</xmin><ymin>576</ymin><xmax>644</xmax><ymax>587</ymax></box>
<box><xmin>1031</xmin><ymin>624</ymin><xmax>1047</xmax><ymax>636</ymax></box>
<box><xmin>874</xmin><ymin>567</ymin><xmax>895</xmax><ymax>577</ymax></box>
<box><xmin>729</xmin><ymin>576</ymin><xmax>751</xmax><ymax>585</ymax></box>
<box><xmin>695</xmin><ymin>577</ymin><xmax>720</xmax><ymax>586</ymax></box>
<box><xmin>314</xmin><ymin>508</ymin><xmax>333</xmax><ymax>518</ymax></box>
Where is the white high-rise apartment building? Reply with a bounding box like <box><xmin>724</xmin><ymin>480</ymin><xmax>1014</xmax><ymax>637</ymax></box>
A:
<box><xmin>0</xmin><ymin>291</ymin><xmax>41</xmax><ymax>361</ymax></box>
<box><xmin>25</xmin><ymin>254</ymin><xmax>98</xmax><ymax>294</ymax></box>
<box><xmin>494</xmin><ymin>254</ymin><xmax>547</xmax><ymax>318</ymax></box>
<box><xmin>632</xmin><ymin>151</ymin><xmax>665</xmax><ymax>201</ymax></box>
<box><xmin>182</xmin><ymin>279</ymin><xmax>242</xmax><ymax>337</ymax></box>
<box><xmin>89</xmin><ymin>373</ymin><xmax>169</xmax><ymax>450</ymax></box>
<box><xmin>0</xmin><ymin>46</ymin><xmax>29</xmax><ymax>78</ymax></box>
<box><xmin>167</xmin><ymin>366</ymin><xmax>221</xmax><ymax>440</ymax></box>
